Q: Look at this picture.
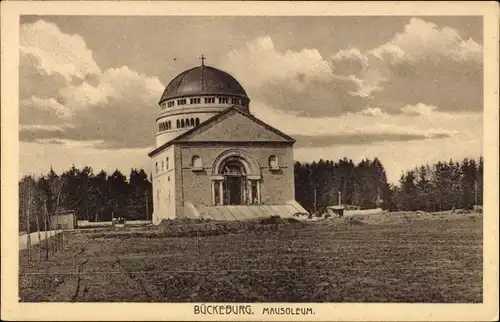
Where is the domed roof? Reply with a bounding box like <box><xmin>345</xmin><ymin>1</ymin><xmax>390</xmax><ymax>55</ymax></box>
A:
<box><xmin>159</xmin><ymin>65</ymin><xmax>248</xmax><ymax>103</ymax></box>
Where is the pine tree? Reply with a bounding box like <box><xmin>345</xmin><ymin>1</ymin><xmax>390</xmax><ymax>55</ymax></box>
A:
<box><xmin>416</xmin><ymin>165</ymin><xmax>431</xmax><ymax>211</ymax></box>
<box><xmin>477</xmin><ymin>157</ymin><xmax>483</xmax><ymax>206</ymax></box>
<box><xmin>107</xmin><ymin>169</ymin><xmax>129</xmax><ymax>220</ymax></box>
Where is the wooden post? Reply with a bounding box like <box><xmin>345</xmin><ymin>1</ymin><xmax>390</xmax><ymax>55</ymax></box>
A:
<box><xmin>145</xmin><ymin>192</ymin><xmax>149</xmax><ymax>221</ymax></box>
<box><xmin>25</xmin><ymin>181</ymin><xmax>33</xmax><ymax>263</ymax></box>
<box><xmin>475</xmin><ymin>180</ymin><xmax>478</xmax><ymax>207</ymax></box>
<box><xmin>313</xmin><ymin>189</ymin><xmax>317</xmax><ymax>215</ymax></box>
<box><xmin>196</xmin><ymin>230</ymin><xmax>200</xmax><ymax>270</ymax></box>
<box><xmin>54</xmin><ymin>182</ymin><xmax>62</xmax><ymax>253</ymax></box>
<box><xmin>35</xmin><ymin>209</ymin><xmax>42</xmax><ymax>261</ymax></box>
<box><xmin>43</xmin><ymin>202</ymin><xmax>49</xmax><ymax>261</ymax></box>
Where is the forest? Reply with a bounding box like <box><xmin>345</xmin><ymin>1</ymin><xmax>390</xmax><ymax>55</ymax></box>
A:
<box><xmin>294</xmin><ymin>157</ymin><xmax>483</xmax><ymax>213</ymax></box>
<box><xmin>18</xmin><ymin>156</ymin><xmax>483</xmax><ymax>232</ymax></box>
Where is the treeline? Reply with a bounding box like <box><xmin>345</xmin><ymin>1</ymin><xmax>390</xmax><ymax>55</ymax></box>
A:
<box><xmin>19</xmin><ymin>166</ymin><xmax>153</xmax><ymax>232</ymax></box>
<box><xmin>19</xmin><ymin>156</ymin><xmax>483</xmax><ymax>231</ymax></box>
<box><xmin>294</xmin><ymin>157</ymin><xmax>483</xmax><ymax>213</ymax></box>
<box><xmin>393</xmin><ymin>157</ymin><xmax>483</xmax><ymax>212</ymax></box>
<box><xmin>295</xmin><ymin>158</ymin><xmax>389</xmax><ymax>213</ymax></box>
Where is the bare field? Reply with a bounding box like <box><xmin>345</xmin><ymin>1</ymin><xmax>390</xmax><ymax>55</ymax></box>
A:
<box><xmin>19</xmin><ymin>213</ymin><xmax>483</xmax><ymax>303</ymax></box>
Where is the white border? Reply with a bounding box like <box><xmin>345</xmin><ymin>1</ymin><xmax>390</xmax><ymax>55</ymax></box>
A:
<box><xmin>1</xmin><ymin>2</ymin><xmax>498</xmax><ymax>321</ymax></box>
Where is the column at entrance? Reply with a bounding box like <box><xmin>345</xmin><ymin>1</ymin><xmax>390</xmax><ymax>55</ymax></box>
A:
<box><xmin>219</xmin><ymin>180</ymin><xmax>223</xmax><ymax>205</ymax></box>
<box><xmin>247</xmin><ymin>179</ymin><xmax>253</xmax><ymax>204</ymax></box>
<box><xmin>212</xmin><ymin>179</ymin><xmax>224</xmax><ymax>206</ymax></box>
<box><xmin>211</xmin><ymin>154</ymin><xmax>262</xmax><ymax>206</ymax></box>
<box><xmin>247</xmin><ymin>180</ymin><xmax>261</xmax><ymax>204</ymax></box>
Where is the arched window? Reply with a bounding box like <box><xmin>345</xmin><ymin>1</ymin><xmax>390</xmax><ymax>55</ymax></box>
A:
<box><xmin>185</xmin><ymin>118</ymin><xmax>190</xmax><ymax>127</ymax></box>
<box><xmin>176</xmin><ymin>119</ymin><xmax>180</xmax><ymax>128</ymax></box>
<box><xmin>161</xmin><ymin>161</ymin><xmax>165</xmax><ymax>172</ymax></box>
<box><xmin>268</xmin><ymin>155</ymin><xmax>279</xmax><ymax>170</ymax></box>
<box><xmin>168</xmin><ymin>121</ymin><xmax>172</xmax><ymax>129</ymax></box>
<box><xmin>155</xmin><ymin>162</ymin><xmax>159</xmax><ymax>173</ymax></box>
<box><xmin>195</xmin><ymin>118</ymin><xmax>200</xmax><ymax>126</ymax></box>
<box><xmin>191</xmin><ymin>155</ymin><xmax>203</xmax><ymax>170</ymax></box>
<box><xmin>181</xmin><ymin>119</ymin><xmax>185</xmax><ymax>128</ymax></box>
<box><xmin>166</xmin><ymin>157</ymin><xmax>169</xmax><ymax>170</ymax></box>
<box><xmin>190</xmin><ymin>118</ymin><xmax>194</xmax><ymax>126</ymax></box>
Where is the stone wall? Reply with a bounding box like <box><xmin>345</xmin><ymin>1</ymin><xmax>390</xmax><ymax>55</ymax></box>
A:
<box><xmin>175</xmin><ymin>144</ymin><xmax>295</xmax><ymax>212</ymax></box>
<box><xmin>152</xmin><ymin>146</ymin><xmax>177</xmax><ymax>223</ymax></box>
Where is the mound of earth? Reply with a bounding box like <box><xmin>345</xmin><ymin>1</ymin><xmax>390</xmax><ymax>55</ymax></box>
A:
<box><xmin>350</xmin><ymin>218</ymin><xmax>365</xmax><ymax>225</ymax></box>
<box><xmin>137</xmin><ymin>215</ymin><xmax>308</xmax><ymax>237</ymax></box>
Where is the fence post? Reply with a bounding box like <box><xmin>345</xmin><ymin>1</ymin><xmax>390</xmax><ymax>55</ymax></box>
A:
<box><xmin>26</xmin><ymin>213</ymin><xmax>32</xmax><ymax>264</ymax></box>
<box><xmin>196</xmin><ymin>230</ymin><xmax>200</xmax><ymax>270</ymax></box>
<box><xmin>43</xmin><ymin>204</ymin><xmax>49</xmax><ymax>261</ymax></box>
<box><xmin>35</xmin><ymin>211</ymin><xmax>42</xmax><ymax>261</ymax></box>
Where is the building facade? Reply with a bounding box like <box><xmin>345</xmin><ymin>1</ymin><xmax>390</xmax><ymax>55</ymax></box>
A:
<box><xmin>148</xmin><ymin>61</ymin><xmax>307</xmax><ymax>224</ymax></box>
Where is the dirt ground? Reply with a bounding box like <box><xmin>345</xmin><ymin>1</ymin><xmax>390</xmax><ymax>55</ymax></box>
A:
<box><xmin>19</xmin><ymin>212</ymin><xmax>483</xmax><ymax>303</ymax></box>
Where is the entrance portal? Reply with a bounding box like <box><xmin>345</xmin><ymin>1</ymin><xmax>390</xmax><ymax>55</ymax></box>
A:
<box><xmin>225</xmin><ymin>176</ymin><xmax>243</xmax><ymax>205</ymax></box>
<box><xmin>222</xmin><ymin>160</ymin><xmax>246</xmax><ymax>205</ymax></box>
<box><xmin>211</xmin><ymin>152</ymin><xmax>261</xmax><ymax>206</ymax></box>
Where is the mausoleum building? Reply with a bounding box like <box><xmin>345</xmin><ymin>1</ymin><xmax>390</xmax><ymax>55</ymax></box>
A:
<box><xmin>148</xmin><ymin>59</ymin><xmax>307</xmax><ymax>224</ymax></box>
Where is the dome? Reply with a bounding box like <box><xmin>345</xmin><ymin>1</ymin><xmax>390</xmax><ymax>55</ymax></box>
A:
<box><xmin>159</xmin><ymin>65</ymin><xmax>248</xmax><ymax>104</ymax></box>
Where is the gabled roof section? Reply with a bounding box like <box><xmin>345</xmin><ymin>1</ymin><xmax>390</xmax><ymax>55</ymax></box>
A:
<box><xmin>148</xmin><ymin>106</ymin><xmax>295</xmax><ymax>158</ymax></box>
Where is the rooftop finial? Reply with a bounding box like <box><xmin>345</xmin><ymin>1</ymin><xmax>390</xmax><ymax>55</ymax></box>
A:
<box><xmin>199</xmin><ymin>54</ymin><xmax>206</xmax><ymax>66</ymax></box>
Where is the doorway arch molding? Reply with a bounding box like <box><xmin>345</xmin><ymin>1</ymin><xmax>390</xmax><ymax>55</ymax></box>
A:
<box><xmin>211</xmin><ymin>149</ymin><xmax>261</xmax><ymax>177</ymax></box>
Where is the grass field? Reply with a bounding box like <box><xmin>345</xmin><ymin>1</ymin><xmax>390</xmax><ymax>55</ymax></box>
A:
<box><xmin>19</xmin><ymin>212</ymin><xmax>483</xmax><ymax>303</ymax></box>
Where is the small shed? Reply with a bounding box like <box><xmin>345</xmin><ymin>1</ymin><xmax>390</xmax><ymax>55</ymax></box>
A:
<box><xmin>50</xmin><ymin>210</ymin><xmax>76</xmax><ymax>230</ymax></box>
<box><xmin>327</xmin><ymin>205</ymin><xmax>345</xmax><ymax>217</ymax></box>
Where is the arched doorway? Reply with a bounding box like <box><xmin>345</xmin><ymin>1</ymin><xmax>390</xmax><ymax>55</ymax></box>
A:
<box><xmin>221</xmin><ymin>160</ymin><xmax>246</xmax><ymax>205</ymax></box>
<box><xmin>211</xmin><ymin>150</ymin><xmax>261</xmax><ymax>206</ymax></box>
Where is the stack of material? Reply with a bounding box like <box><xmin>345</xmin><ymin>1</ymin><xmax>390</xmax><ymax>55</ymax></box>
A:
<box><xmin>344</xmin><ymin>208</ymin><xmax>384</xmax><ymax>216</ymax></box>
<box><xmin>197</xmin><ymin>202</ymin><xmax>308</xmax><ymax>221</ymax></box>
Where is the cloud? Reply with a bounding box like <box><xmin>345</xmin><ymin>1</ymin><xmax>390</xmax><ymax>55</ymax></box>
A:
<box><xmin>294</xmin><ymin>132</ymin><xmax>453</xmax><ymax>148</ymax></box>
<box><xmin>252</xmin><ymin>101</ymin><xmax>472</xmax><ymax>140</ymax></box>
<box><xmin>20</xmin><ymin>97</ymin><xmax>72</xmax><ymax>127</ymax></box>
<box><xmin>401</xmin><ymin>103</ymin><xmax>438</xmax><ymax>117</ymax></box>
<box><xmin>330</xmin><ymin>48</ymin><xmax>369</xmax><ymax>75</ymax></box>
<box><xmin>20</xmin><ymin>19</ymin><xmax>101</xmax><ymax>81</ymax></box>
<box><xmin>17</xmin><ymin>17</ymin><xmax>484</xmax><ymax>183</ymax></box>
<box><xmin>222</xmin><ymin>36</ymin><xmax>370</xmax><ymax>117</ymax></box>
<box><xmin>224</xmin><ymin>18</ymin><xmax>482</xmax><ymax>118</ymax></box>
<box><xmin>293</xmin><ymin>136</ymin><xmax>482</xmax><ymax>184</ymax></box>
<box><xmin>368</xmin><ymin>18</ymin><xmax>483</xmax><ymax>113</ymax></box>
<box><xmin>19</xmin><ymin>17</ymin><xmax>482</xmax><ymax>152</ymax></box>
<box><xmin>369</xmin><ymin>18</ymin><xmax>482</xmax><ymax>63</ymax></box>
<box><xmin>20</xmin><ymin>124</ymin><xmax>72</xmax><ymax>132</ymax></box>
<box><xmin>19</xmin><ymin>19</ymin><xmax>164</xmax><ymax>149</ymax></box>
<box><xmin>359</xmin><ymin>107</ymin><xmax>388</xmax><ymax>117</ymax></box>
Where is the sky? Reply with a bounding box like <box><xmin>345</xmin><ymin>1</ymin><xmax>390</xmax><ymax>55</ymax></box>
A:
<box><xmin>18</xmin><ymin>15</ymin><xmax>483</xmax><ymax>183</ymax></box>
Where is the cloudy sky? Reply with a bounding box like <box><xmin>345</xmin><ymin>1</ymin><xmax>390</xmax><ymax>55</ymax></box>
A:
<box><xmin>19</xmin><ymin>15</ymin><xmax>483</xmax><ymax>183</ymax></box>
